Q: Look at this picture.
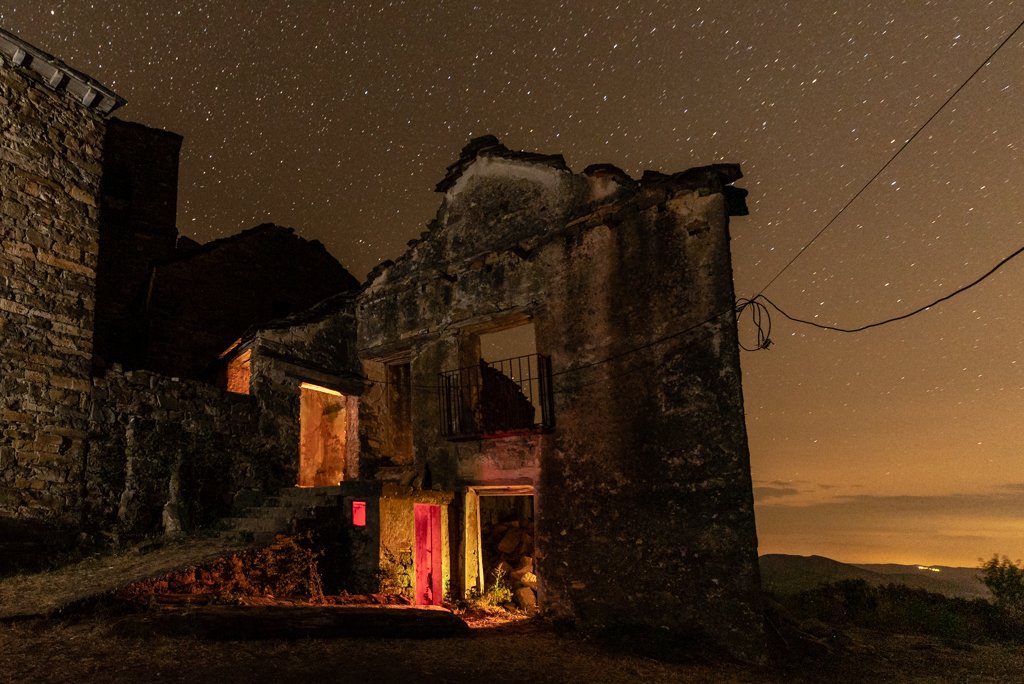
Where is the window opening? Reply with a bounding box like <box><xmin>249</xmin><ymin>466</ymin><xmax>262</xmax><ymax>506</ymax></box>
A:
<box><xmin>439</xmin><ymin>321</ymin><xmax>553</xmax><ymax>439</ymax></box>
<box><xmin>224</xmin><ymin>348</ymin><xmax>252</xmax><ymax>394</ymax></box>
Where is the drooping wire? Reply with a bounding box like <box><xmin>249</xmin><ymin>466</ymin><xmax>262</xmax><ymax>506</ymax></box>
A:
<box><xmin>734</xmin><ymin>297</ymin><xmax>773</xmax><ymax>351</ymax></box>
<box><xmin>754</xmin><ymin>15</ymin><xmax>1024</xmax><ymax>298</ymax></box>
<box><xmin>736</xmin><ymin>243</ymin><xmax>1024</xmax><ymax>340</ymax></box>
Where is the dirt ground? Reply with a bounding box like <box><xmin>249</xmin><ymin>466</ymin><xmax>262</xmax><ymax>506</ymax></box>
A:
<box><xmin>2</xmin><ymin>613</ymin><xmax>1023</xmax><ymax>683</ymax></box>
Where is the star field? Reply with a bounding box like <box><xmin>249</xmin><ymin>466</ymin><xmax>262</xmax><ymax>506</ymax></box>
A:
<box><xmin>3</xmin><ymin>1</ymin><xmax>1023</xmax><ymax>565</ymax></box>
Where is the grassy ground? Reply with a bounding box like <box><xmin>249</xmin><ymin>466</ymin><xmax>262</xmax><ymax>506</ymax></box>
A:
<box><xmin>3</xmin><ymin>613</ymin><xmax>1024</xmax><ymax>683</ymax></box>
<box><xmin>0</xmin><ymin>616</ymin><xmax>764</xmax><ymax>684</ymax></box>
<box><xmin>3</xmin><ymin>543</ymin><xmax>1023</xmax><ymax>682</ymax></box>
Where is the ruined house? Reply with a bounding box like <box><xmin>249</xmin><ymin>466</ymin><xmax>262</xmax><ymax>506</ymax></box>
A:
<box><xmin>0</xmin><ymin>28</ymin><xmax>763</xmax><ymax>661</ymax></box>
<box><xmin>339</xmin><ymin>136</ymin><xmax>764</xmax><ymax>658</ymax></box>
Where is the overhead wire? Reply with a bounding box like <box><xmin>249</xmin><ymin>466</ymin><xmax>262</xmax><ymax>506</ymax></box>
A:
<box><xmin>349</xmin><ymin>15</ymin><xmax>1024</xmax><ymax>386</ymax></box>
<box><xmin>753</xmin><ymin>15</ymin><xmax>1024</xmax><ymax>298</ymax></box>
<box><xmin>736</xmin><ymin>244</ymin><xmax>1024</xmax><ymax>343</ymax></box>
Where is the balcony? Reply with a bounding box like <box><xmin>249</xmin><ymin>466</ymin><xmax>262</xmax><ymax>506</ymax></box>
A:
<box><xmin>439</xmin><ymin>353</ymin><xmax>554</xmax><ymax>440</ymax></box>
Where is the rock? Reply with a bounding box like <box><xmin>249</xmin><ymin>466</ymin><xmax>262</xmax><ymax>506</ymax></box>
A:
<box><xmin>517</xmin><ymin>532</ymin><xmax>533</xmax><ymax>555</ymax></box>
<box><xmin>517</xmin><ymin>571</ymin><xmax>537</xmax><ymax>588</ymax></box>
<box><xmin>497</xmin><ymin>528</ymin><xmax>522</xmax><ymax>554</ymax></box>
<box><xmin>514</xmin><ymin>586</ymin><xmax>537</xmax><ymax>612</ymax></box>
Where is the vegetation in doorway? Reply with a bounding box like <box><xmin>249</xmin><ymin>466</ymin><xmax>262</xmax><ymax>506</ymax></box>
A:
<box><xmin>465</xmin><ymin>566</ymin><xmax>514</xmax><ymax>609</ymax></box>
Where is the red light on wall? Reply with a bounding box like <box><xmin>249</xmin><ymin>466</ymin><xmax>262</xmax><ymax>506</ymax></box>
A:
<box><xmin>352</xmin><ymin>500</ymin><xmax>366</xmax><ymax>527</ymax></box>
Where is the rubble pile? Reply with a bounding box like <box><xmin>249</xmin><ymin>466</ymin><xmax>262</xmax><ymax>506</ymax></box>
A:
<box><xmin>482</xmin><ymin>513</ymin><xmax>538</xmax><ymax>612</ymax></box>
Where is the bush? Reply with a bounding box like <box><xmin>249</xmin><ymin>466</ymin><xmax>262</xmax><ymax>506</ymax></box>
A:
<box><xmin>980</xmin><ymin>554</ymin><xmax>1024</xmax><ymax>637</ymax></box>
<box><xmin>980</xmin><ymin>555</ymin><xmax>1024</xmax><ymax>612</ymax></box>
<box><xmin>780</xmin><ymin>580</ymin><xmax>1002</xmax><ymax>643</ymax></box>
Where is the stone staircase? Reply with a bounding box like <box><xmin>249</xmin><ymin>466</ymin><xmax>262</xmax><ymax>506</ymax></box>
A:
<box><xmin>227</xmin><ymin>486</ymin><xmax>344</xmax><ymax>544</ymax></box>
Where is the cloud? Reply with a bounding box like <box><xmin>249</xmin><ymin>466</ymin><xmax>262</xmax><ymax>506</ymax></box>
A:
<box><xmin>753</xmin><ymin>485</ymin><xmax>802</xmax><ymax>499</ymax></box>
<box><xmin>756</xmin><ymin>487</ymin><xmax>1024</xmax><ymax>537</ymax></box>
<box><xmin>755</xmin><ymin>485</ymin><xmax>1024</xmax><ymax>565</ymax></box>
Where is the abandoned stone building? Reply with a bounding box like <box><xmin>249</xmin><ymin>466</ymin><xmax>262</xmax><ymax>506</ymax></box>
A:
<box><xmin>0</xmin><ymin>27</ymin><xmax>359</xmax><ymax>538</ymax></box>
<box><xmin>0</xmin><ymin>28</ymin><xmax>764</xmax><ymax>660</ymax></box>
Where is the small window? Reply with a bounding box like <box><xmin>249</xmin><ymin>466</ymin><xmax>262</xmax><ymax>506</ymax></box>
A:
<box><xmin>225</xmin><ymin>349</ymin><xmax>252</xmax><ymax>394</ymax></box>
<box><xmin>352</xmin><ymin>500</ymin><xmax>366</xmax><ymax>527</ymax></box>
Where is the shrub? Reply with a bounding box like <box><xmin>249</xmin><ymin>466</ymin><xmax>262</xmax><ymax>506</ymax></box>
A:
<box><xmin>780</xmin><ymin>580</ymin><xmax>1002</xmax><ymax>643</ymax></box>
<box><xmin>980</xmin><ymin>555</ymin><xmax>1024</xmax><ymax>612</ymax></box>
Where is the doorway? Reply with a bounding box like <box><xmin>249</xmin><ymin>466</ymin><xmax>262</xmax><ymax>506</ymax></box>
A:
<box><xmin>298</xmin><ymin>382</ymin><xmax>350</xmax><ymax>487</ymax></box>
<box><xmin>476</xmin><ymin>492</ymin><xmax>537</xmax><ymax>611</ymax></box>
<box><xmin>414</xmin><ymin>503</ymin><xmax>443</xmax><ymax>606</ymax></box>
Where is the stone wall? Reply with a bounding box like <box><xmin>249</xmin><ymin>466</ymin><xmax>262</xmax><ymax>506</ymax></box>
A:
<box><xmin>85</xmin><ymin>368</ymin><xmax>264</xmax><ymax>539</ymax></box>
<box><xmin>83</xmin><ymin>295</ymin><xmax>361</xmax><ymax>542</ymax></box>
<box><xmin>244</xmin><ymin>292</ymin><xmax>363</xmax><ymax>487</ymax></box>
<box><xmin>0</xmin><ymin>51</ymin><xmax>106</xmax><ymax>523</ymax></box>
<box><xmin>357</xmin><ymin>137</ymin><xmax>763</xmax><ymax>660</ymax></box>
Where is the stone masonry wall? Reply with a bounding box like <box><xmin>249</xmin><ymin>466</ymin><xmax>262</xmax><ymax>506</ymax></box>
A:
<box><xmin>245</xmin><ymin>294</ymin><xmax>363</xmax><ymax>488</ymax></box>
<box><xmin>85</xmin><ymin>369</ymin><xmax>264</xmax><ymax>539</ymax></box>
<box><xmin>357</xmin><ymin>140</ymin><xmax>763</xmax><ymax>660</ymax></box>
<box><xmin>0</xmin><ymin>53</ymin><xmax>106</xmax><ymax>523</ymax></box>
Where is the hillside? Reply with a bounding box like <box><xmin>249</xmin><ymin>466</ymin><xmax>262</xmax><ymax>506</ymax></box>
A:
<box><xmin>760</xmin><ymin>554</ymin><xmax>990</xmax><ymax>599</ymax></box>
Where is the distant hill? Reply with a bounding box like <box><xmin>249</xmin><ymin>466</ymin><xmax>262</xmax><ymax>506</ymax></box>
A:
<box><xmin>760</xmin><ymin>554</ymin><xmax>990</xmax><ymax>600</ymax></box>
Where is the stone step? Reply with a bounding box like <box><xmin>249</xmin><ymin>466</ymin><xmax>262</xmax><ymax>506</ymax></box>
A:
<box><xmin>243</xmin><ymin>505</ymin><xmax>308</xmax><ymax>520</ymax></box>
<box><xmin>226</xmin><ymin>517</ymin><xmax>295</xmax><ymax>534</ymax></box>
<box><xmin>277</xmin><ymin>486</ymin><xmax>343</xmax><ymax>503</ymax></box>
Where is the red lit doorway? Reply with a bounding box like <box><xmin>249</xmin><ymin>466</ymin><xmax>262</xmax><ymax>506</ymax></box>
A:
<box><xmin>414</xmin><ymin>503</ymin><xmax>443</xmax><ymax>606</ymax></box>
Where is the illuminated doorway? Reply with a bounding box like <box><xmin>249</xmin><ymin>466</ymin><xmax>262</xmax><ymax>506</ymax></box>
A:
<box><xmin>298</xmin><ymin>382</ymin><xmax>355</xmax><ymax>487</ymax></box>
<box><xmin>414</xmin><ymin>503</ymin><xmax>443</xmax><ymax>606</ymax></box>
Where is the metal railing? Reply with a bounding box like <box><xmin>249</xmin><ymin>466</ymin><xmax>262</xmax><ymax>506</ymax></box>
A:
<box><xmin>439</xmin><ymin>353</ymin><xmax>554</xmax><ymax>439</ymax></box>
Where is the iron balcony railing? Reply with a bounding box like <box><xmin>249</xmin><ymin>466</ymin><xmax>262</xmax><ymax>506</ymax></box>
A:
<box><xmin>439</xmin><ymin>353</ymin><xmax>554</xmax><ymax>440</ymax></box>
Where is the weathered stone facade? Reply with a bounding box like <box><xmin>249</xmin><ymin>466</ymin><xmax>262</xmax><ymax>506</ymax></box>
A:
<box><xmin>0</xmin><ymin>42</ymin><xmax>106</xmax><ymax>523</ymax></box>
<box><xmin>0</xmin><ymin>31</ymin><xmax>360</xmax><ymax>554</ymax></box>
<box><xmin>1</xmin><ymin>28</ymin><xmax>764</xmax><ymax>661</ymax></box>
<box><xmin>355</xmin><ymin>136</ymin><xmax>763</xmax><ymax>659</ymax></box>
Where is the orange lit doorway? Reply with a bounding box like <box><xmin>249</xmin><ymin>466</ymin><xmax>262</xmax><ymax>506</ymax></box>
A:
<box><xmin>298</xmin><ymin>382</ymin><xmax>349</xmax><ymax>487</ymax></box>
<box><xmin>414</xmin><ymin>503</ymin><xmax>443</xmax><ymax>606</ymax></box>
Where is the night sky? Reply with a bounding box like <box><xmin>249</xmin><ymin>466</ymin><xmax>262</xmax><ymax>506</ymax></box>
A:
<box><xmin>4</xmin><ymin>1</ymin><xmax>1023</xmax><ymax>566</ymax></box>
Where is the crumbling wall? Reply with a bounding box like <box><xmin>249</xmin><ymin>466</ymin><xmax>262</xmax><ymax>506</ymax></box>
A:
<box><xmin>83</xmin><ymin>296</ymin><xmax>360</xmax><ymax>542</ymax></box>
<box><xmin>0</xmin><ymin>51</ymin><xmax>105</xmax><ymax>523</ymax></box>
<box><xmin>535</xmin><ymin>181</ymin><xmax>763</xmax><ymax>660</ymax></box>
<box><xmin>85</xmin><ymin>368</ymin><xmax>277</xmax><ymax>540</ymax></box>
<box><xmin>357</xmin><ymin>138</ymin><xmax>763</xmax><ymax>659</ymax></box>
<box><xmin>244</xmin><ymin>293</ymin><xmax>362</xmax><ymax>488</ymax></box>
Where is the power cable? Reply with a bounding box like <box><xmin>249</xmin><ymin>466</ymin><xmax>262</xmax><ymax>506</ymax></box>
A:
<box><xmin>755</xmin><ymin>15</ymin><xmax>1024</xmax><ymax>297</ymax></box>
<box><xmin>738</xmin><ymin>244</ymin><xmax>1024</xmax><ymax>339</ymax></box>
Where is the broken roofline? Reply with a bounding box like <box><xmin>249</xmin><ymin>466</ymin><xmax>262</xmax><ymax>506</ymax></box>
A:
<box><xmin>434</xmin><ymin>134</ymin><xmax>746</xmax><ymax>198</ymax></box>
<box><xmin>0</xmin><ymin>27</ymin><xmax>125</xmax><ymax>114</ymax></box>
<box><xmin>364</xmin><ymin>136</ymin><xmax>749</xmax><ymax>286</ymax></box>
